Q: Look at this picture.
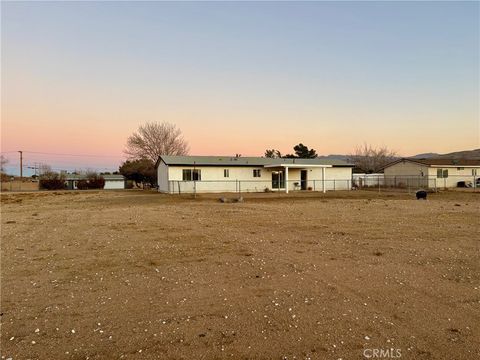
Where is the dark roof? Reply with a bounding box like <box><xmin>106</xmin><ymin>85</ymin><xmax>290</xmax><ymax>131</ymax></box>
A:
<box><xmin>384</xmin><ymin>158</ymin><xmax>480</xmax><ymax>169</ymax></box>
<box><xmin>157</xmin><ymin>155</ymin><xmax>354</xmax><ymax>168</ymax></box>
<box><xmin>409</xmin><ymin>158</ymin><xmax>480</xmax><ymax>166</ymax></box>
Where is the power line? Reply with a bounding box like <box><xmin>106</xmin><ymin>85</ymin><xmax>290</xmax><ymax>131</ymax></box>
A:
<box><xmin>1</xmin><ymin>150</ymin><xmax>125</xmax><ymax>158</ymax></box>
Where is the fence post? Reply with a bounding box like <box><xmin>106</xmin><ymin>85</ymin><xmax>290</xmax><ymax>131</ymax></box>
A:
<box><xmin>333</xmin><ymin>179</ymin><xmax>336</xmax><ymax>191</ymax></box>
<box><xmin>313</xmin><ymin>180</ymin><xmax>316</xmax><ymax>191</ymax></box>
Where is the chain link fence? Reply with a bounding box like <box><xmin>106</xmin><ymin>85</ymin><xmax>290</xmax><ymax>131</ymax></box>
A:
<box><xmin>352</xmin><ymin>174</ymin><xmax>479</xmax><ymax>193</ymax></box>
<box><xmin>168</xmin><ymin>179</ymin><xmax>354</xmax><ymax>194</ymax></box>
<box><xmin>168</xmin><ymin>175</ymin><xmax>479</xmax><ymax>194</ymax></box>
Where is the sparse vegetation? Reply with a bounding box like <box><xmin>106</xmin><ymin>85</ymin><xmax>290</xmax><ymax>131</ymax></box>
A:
<box><xmin>119</xmin><ymin>159</ymin><xmax>156</xmax><ymax>187</ymax></box>
<box><xmin>0</xmin><ymin>155</ymin><xmax>8</xmax><ymax>174</ymax></box>
<box><xmin>76</xmin><ymin>173</ymin><xmax>105</xmax><ymax>190</ymax></box>
<box><xmin>38</xmin><ymin>171</ymin><xmax>66</xmax><ymax>190</ymax></box>
<box><xmin>1</xmin><ymin>190</ymin><xmax>478</xmax><ymax>359</ymax></box>
<box><xmin>349</xmin><ymin>143</ymin><xmax>397</xmax><ymax>173</ymax></box>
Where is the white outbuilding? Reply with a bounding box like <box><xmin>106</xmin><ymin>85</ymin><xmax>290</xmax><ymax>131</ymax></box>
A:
<box><xmin>155</xmin><ymin>155</ymin><xmax>354</xmax><ymax>194</ymax></box>
<box><xmin>65</xmin><ymin>174</ymin><xmax>126</xmax><ymax>190</ymax></box>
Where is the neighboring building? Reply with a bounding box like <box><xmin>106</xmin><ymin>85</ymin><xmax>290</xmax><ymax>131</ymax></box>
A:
<box><xmin>155</xmin><ymin>155</ymin><xmax>354</xmax><ymax>194</ymax></box>
<box><xmin>65</xmin><ymin>174</ymin><xmax>125</xmax><ymax>190</ymax></box>
<box><xmin>352</xmin><ymin>173</ymin><xmax>385</xmax><ymax>187</ymax></box>
<box><xmin>382</xmin><ymin>158</ymin><xmax>480</xmax><ymax>188</ymax></box>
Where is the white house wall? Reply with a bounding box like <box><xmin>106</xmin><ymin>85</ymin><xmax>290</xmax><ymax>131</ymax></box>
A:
<box><xmin>160</xmin><ymin>165</ymin><xmax>352</xmax><ymax>193</ymax></box>
<box><xmin>157</xmin><ymin>162</ymin><xmax>170</xmax><ymax>192</ymax></box>
<box><xmin>104</xmin><ymin>180</ymin><xmax>125</xmax><ymax>190</ymax></box>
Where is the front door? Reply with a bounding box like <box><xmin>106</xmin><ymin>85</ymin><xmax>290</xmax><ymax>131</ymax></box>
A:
<box><xmin>300</xmin><ymin>170</ymin><xmax>307</xmax><ymax>190</ymax></box>
<box><xmin>272</xmin><ymin>171</ymin><xmax>285</xmax><ymax>190</ymax></box>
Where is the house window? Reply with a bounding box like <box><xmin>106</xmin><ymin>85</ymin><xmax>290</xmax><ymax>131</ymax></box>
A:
<box><xmin>193</xmin><ymin>169</ymin><xmax>201</xmax><ymax>181</ymax></box>
<box><xmin>182</xmin><ymin>169</ymin><xmax>192</xmax><ymax>181</ymax></box>
<box><xmin>457</xmin><ymin>167</ymin><xmax>464</xmax><ymax>170</ymax></box>
<box><xmin>253</xmin><ymin>169</ymin><xmax>261</xmax><ymax>177</ymax></box>
<box><xmin>182</xmin><ymin>169</ymin><xmax>201</xmax><ymax>181</ymax></box>
<box><xmin>473</xmin><ymin>169</ymin><xmax>478</xmax><ymax>176</ymax></box>
<box><xmin>437</xmin><ymin>169</ymin><xmax>448</xmax><ymax>178</ymax></box>
<box><xmin>224</xmin><ymin>169</ymin><xmax>229</xmax><ymax>178</ymax></box>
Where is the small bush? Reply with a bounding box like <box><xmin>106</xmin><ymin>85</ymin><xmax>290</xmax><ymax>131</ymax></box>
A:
<box><xmin>39</xmin><ymin>172</ymin><xmax>66</xmax><ymax>190</ymax></box>
<box><xmin>76</xmin><ymin>179</ymin><xmax>89</xmax><ymax>190</ymax></box>
<box><xmin>76</xmin><ymin>174</ymin><xmax>105</xmax><ymax>190</ymax></box>
<box><xmin>87</xmin><ymin>175</ymin><xmax>105</xmax><ymax>189</ymax></box>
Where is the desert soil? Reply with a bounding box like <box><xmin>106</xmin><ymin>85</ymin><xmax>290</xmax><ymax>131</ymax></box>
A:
<box><xmin>1</xmin><ymin>190</ymin><xmax>479</xmax><ymax>359</ymax></box>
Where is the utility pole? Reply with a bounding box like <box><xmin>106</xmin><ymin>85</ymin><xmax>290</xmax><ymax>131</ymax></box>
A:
<box><xmin>27</xmin><ymin>163</ymin><xmax>39</xmax><ymax>177</ymax></box>
<box><xmin>18</xmin><ymin>151</ymin><xmax>23</xmax><ymax>179</ymax></box>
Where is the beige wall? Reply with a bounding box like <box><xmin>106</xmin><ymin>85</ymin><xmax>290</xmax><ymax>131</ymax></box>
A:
<box><xmin>384</xmin><ymin>161</ymin><xmax>429</xmax><ymax>177</ymax></box>
<box><xmin>158</xmin><ymin>165</ymin><xmax>352</xmax><ymax>193</ymax></box>
<box><xmin>427</xmin><ymin>167</ymin><xmax>479</xmax><ymax>188</ymax></box>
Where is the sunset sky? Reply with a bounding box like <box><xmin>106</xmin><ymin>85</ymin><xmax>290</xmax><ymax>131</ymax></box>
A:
<box><xmin>1</xmin><ymin>1</ymin><xmax>479</xmax><ymax>174</ymax></box>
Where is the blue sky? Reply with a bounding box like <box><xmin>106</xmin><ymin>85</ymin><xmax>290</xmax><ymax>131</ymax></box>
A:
<box><xmin>1</xmin><ymin>1</ymin><xmax>479</xmax><ymax>174</ymax></box>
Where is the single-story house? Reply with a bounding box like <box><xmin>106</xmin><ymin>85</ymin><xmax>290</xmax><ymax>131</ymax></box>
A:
<box><xmin>65</xmin><ymin>174</ymin><xmax>126</xmax><ymax>190</ymax></box>
<box><xmin>155</xmin><ymin>155</ymin><xmax>354</xmax><ymax>194</ymax></box>
<box><xmin>382</xmin><ymin>158</ymin><xmax>480</xmax><ymax>188</ymax></box>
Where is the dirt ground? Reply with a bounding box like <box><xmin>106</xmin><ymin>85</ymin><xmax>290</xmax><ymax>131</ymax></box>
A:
<box><xmin>1</xmin><ymin>190</ymin><xmax>479</xmax><ymax>359</ymax></box>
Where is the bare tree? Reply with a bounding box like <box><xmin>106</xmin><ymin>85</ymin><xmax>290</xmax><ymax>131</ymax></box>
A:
<box><xmin>349</xmin><ymin>143</ymin><xmax>397</xmax><ymax>173</ymax></box>
<box><xmin>125</xmin><ymin>122</ymin><xmax>189</xmax><ymax>162</ymax></box>
<box><xmin>38</xmin><ymin>164</ymin><xmax>53</xmax><ymax>176</ymax></box>
<box><xmin>0</xmin><ymin>155</ymin><xmax>8</xmax><ymax>173</ymax></box>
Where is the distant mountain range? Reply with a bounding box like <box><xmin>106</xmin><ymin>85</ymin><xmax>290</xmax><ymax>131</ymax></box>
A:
<box><xmin>410</xmin><ymin>148</ymin><xmax>480</xmax><ymax>159</ymax></box>
<box><xmin>320</xmin><ymin>148</ymin><xmax>480</xmax><ymax>161</ymax></box>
